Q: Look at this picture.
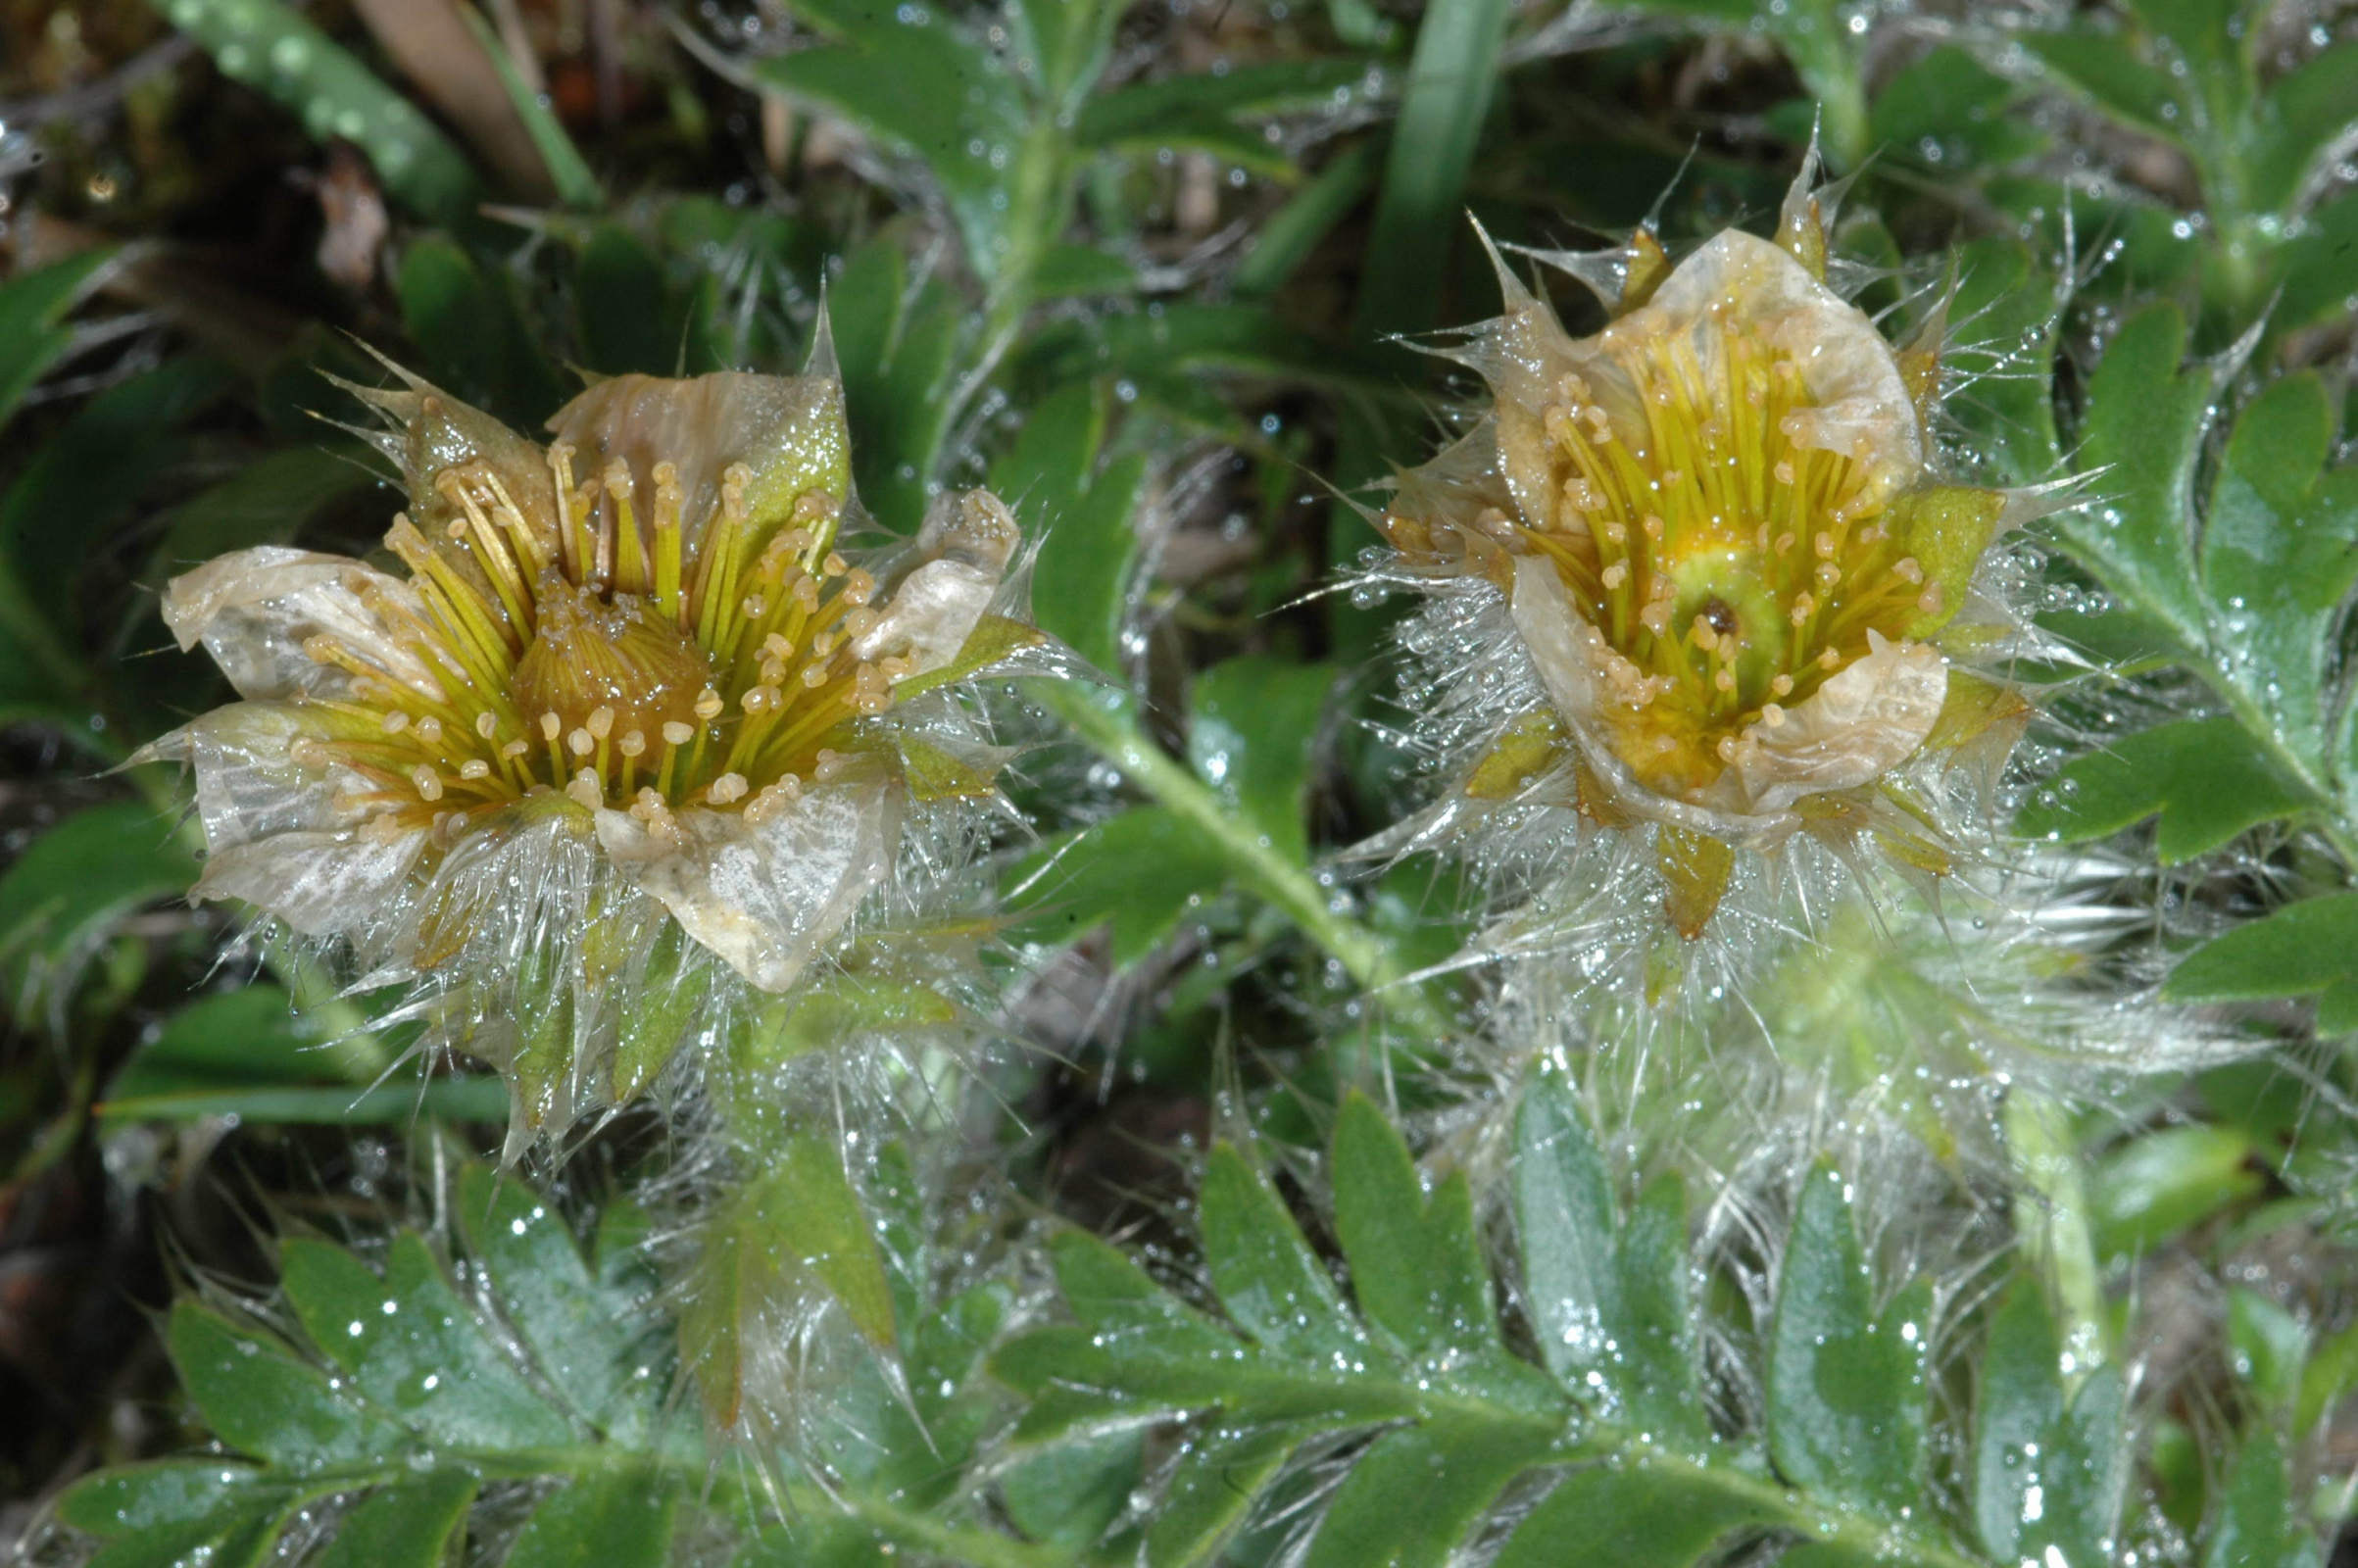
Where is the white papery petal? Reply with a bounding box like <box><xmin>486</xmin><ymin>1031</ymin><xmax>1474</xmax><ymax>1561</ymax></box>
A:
<box><xmin>130</xmin><ymin>703</ymin><xmax>369</xmax><ymax>854</ymax></box>
<box><xmin>161</xmin><ymin>546</ymin><xmax>440</xmax><ymax>702</ymax></box>
<box><xmin>1712</xmin><ymin>630</ymin><xmax>1947</xmax><ymax>815</ymax></box>
<box><xmin>1629</xmin><ymin>230</ymin><xmax>1919</xmax><ymax>489</ymax></box>
<box><xmin>193</xmin><ymin>827</ymin><xmax>426</xmax><ymax>937</ymax></box>
<box><xmin>854</xmin><ymin>558</ymin><xmax>1000</xmax><ymax>676</ymax></box>
<box><xmin>593</xmin><ymin>783</ymin><xmax>897</xmax><ymax>993</ymax></box>
<box><xmin>1507</xmin><ymin>553</ymin><xmax>1605</xmax><ymax>726</ymax></box>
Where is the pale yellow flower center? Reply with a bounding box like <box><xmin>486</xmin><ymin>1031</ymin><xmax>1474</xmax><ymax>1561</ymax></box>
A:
<box><xmin>1517</xmin><ymin>306</ymin><xmax>1940</xmax><ymax>799</ymax></box>
<box><xmin>302</xmin><ymin>403</ymin><xmax>902</xmax><ymax>842</ymax></box>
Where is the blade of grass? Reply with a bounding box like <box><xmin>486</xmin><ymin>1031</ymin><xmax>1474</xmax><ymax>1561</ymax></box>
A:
<box><xmin>1330</xmin><ymin>0</ymin><xmax>1510</xmax><ymax>658</ymax></box>
<box><xmin>145</xmin><ymin>0</ymin><xmax>480</xmax><ymax>221</ymax></box>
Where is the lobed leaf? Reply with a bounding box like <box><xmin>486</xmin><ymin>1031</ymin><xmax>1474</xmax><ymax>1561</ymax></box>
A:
<box><xmin>1767</xmin><ymin>1163</ymin><xmax>1929</xmax><ymax>1518</ymax></box>
<box><xmin>2016</xmin><ymin>717</ymin><xmax>2313</xmax><ymax>862</ymax></box>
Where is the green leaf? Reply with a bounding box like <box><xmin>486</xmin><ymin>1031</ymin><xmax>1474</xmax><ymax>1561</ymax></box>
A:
<box><xmin>828</xmin><ymin>239</ymin><xmax>970</xmax><ymax>534</ymax></box>
<box><xmin>1078</xmin><ymin>58</ymin><xmax>1377</xmax><ymax>178</ymax></box>
<box><xmin>1019</xmin><ymin>303</ymin><xmax>1400</xmax><ymax>403</ymax></box>
<box><xmin>1200</xmin><ymin>1144</ymin><xmax>1363</xmax><ymax>1365</ymax></box>
<box><xmin>1237</xmin><ymin>139</ymin><xmax>1384</xmax><ymax>298</ymax></box>
<box><xmin>1301</xmin><ymin>1418</ymin><xmax>1556</xmax><ymax>1568</ymax></box>
<box><xmin>2275</xmin><ymin>193</ymin><xmax>2358</xmax><ymax>335</ymax></box>
<box><xmin>2089</xmin><ymin>1124</ymin><xmax>2261</xmax><ymax>1259</ymax></box>
<box><xmin>2229</xmin><ymin>1288</ymin><xmax>2310</xmax><ymax>1413</ymax></box>
<box><xmin>2056</xmin><ymin>301</ymin><xmax>2211</xmax><ymax>645</ymax></box>
<box><xmin>1352</xmin><ymin>2</ymin><xmax>1507</xmax><ymax>340</ymax></box>
<box><xmin>1512</xmin><ymin>1078</ymin><xmax>1702</xmax><ymax>1448</ymax></box>
<box><xmin>1943</xmin><ymin>237</ymin><xmax>2062</xmax><ymax>487</ymax></box>
<box><xmin>753</xmin><ymin>6</ymin><xmax>1026</xmax><ymax>277</ymax></box>
<box><xmin>397</xmin><ymin>239</ymin><xmax>567</xmax><ymax>426</ymax></box>
<box><xmin>0</xmin><ymin>802</ymin><xmax>197</xmax><ymax>1029</ymax></box>
<box><xmin>104</xmin><ymin>987</ymin><xmax>333</xmax><ymax>1103</ymax></box>
<box><xmin>2200</xmin><ymin>1431</ymin><xmax>2321</xmax><ymax>1568</ymax></box>
<box><xmin>1974</xmin><ymin>1287</ymin><xmax>2127</xmax><ymax>1568</ymax></box>
<box><xmin>167</xmin><ymin>1301</ymin><xmax>409</xmax><ymax>1468</ymax></box>
<box><xmin>574</xmin><ymin>224</ymin><xmax>722</xmax><ymax>379</ymax></box>
<box><xmin>313</xmin><ymin>1474</ymin><xmax>477</xmax><ymax>1568</ymax></box>
<box><xmin>95</xmin><ymin>1078</ymin><xmax>509</xmax><ymax>1125</ymax></box>
<box><xmin>1492</xmin><ymin>1464</ymin><xmax>1779</xmax><ymax>1568</ymax></box>
<box><xmin>2198</xmin><ymin>373</ymin><xmax>2358</xmax><ymax>776</ymax></box>
<box><xmin>149</xmin><ymin>446</ymin><xmax>382</xmax><ymax>577</ymax></box>
<box><xmin>1189</xmin><ymin>656</ymin><xmax>1335</xmax><ymax>864</ymax></box>
<box><xmin>2015</xmin><ymin>716</ymin><xmax>2314</xmax><ymax>861</ymax></box>
<box><xmin>508</xmin><ymin>1472</ymin><xmax>680</xmax><ymax>1568</ymax></box>
<box><xmin>454</xmin><ymin>1</ymin><xmax>600</xmax><ymax>209</ymax></box>
<box><xmin>279</xmin><ymin>1232</ymin><xmax>575</xmax><ymax>1450</ymax></box>
<box><xmin>1</xmin><ymin>355</ymin><xmax>236</xmax><ymax>643</ymax></box>
<box><xmin>1766</xmin><ymin>1163</ymin><xmax>1928</xmax><ymax>1518</ymax></box>
<box><xmin>2164</xmin><ymin>893</ymin><xmax>2358</xmax><ymax>1010</ymax></box>
<box><xmin>1331</xmin><ymin>1092</ymin><xmax>1493</xmax><ymax>1356</ymax></box>
<box><xmin>456</xmin><ymin>1163</ymin><xmax>664</xmax><ymax>1441</ymax></box>
<box><xmin>1034</xmin><ymin>243</ymin><xmax>1140</xmax><ymax>299</ymax></box>
<box><xmin>1001</xmin><ymin>1430</ymin><xmax>1144</xmax><ymax>1548</ymax></box>
<box><xmin>0</xmin><ymin>250</ymin><xmax>113</xmax><ymax>427</ymax></box>
<box><xmin>1003</xmin><ymin>808</ymin><xmax>1229</xmax><ymax>967</ymax></box>
<box><xmin>146</xmin><ymin>0</ymin><xmax>478</xmax><ymax>220</ymax></box>
<box><xmin>2250</xmin><ymin>41</ymin><xmax>2358</xmax><ymax>215</ymax></box>
<box><xmin>58</xmin><ymin>1462</ymin><xmax>273</xmax><ymax>1537</ymax></box>
<box><xmin>987</xmin><ymin>380</ymin><xmax>1144</xmax><ymax>673</ymax></box>
<box><xmin>2023</xmin><ymin>28</ymin><xmax>2187</xmax><ymax>142</ymax></box>
<box><xmin>1868</xmin><ymin>47</ymin><xmax>2043</xmax><ymax>172</ymax></box>
<box><xmin>1143</xmin><ymin>1424</ymin><xmax>1301</xmax><ymax>1568</ymax></box>
<box><xmin>680</xmin><ymin>1132</ymin><xmax>896</xmax><ymax>1427</ymax></box>
<box><xmin>82</xmin><ymin>1506</ymin><xmax>293</xmax><ymax>1568</ymax></box>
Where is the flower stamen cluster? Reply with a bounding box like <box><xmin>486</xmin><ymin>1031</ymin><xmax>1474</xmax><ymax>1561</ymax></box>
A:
<box><xmin>1372</xmin><ymin>158</ymin><xmax>2059</xmax><ymax>942</ymax></box>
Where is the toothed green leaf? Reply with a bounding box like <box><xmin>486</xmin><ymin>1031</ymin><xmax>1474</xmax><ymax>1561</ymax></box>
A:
<box><xmin>2164</xmin><ymin>893</ymin><xmax>2358</xmax><ymax>1036</ymax></box>
<box><xmin>2015</xmin><ymin>716</ymin><xmax>2314</xmax><ymax>861</ymax></box>
<box><xmin>1767</xmin><ymin>1164</ymin><xmax>1929</xmax><ymax>1518</ymax></box>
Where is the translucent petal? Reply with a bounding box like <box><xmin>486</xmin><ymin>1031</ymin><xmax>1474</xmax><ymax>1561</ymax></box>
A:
<box><xmin>130</xmin><ymin>702</ymin><xmax>369</xmax><ymax>854</ymax></box>
<box><xmin>1713</xmin><ymin>629</ymin><xmax>1948</xmax><ymax>815</ymax></box>
<box><xmin>193</xmin><ymin>826</ymin><xmax>427</xmax><ymax>937</ymax></box>
<box><xmin>160</xmin><ymin>547</ymin><xmax>439</xmax><ymax>702</ymax></box>
<box><xmin>593</xmin><ymin>781</ymin><xmax>899</xmax><ymax>993</ymax></box>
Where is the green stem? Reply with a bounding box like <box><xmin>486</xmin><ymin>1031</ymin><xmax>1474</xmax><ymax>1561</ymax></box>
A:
<box><xmin>2003</xmin><ymin>1089</ymin><xmax>2108</xmax><ymax>1380</ymax></box>
<box><xmin>1039</xmin><ymin>682</ymin><xmax>1454</xmax><ymax>1046</ymax></box>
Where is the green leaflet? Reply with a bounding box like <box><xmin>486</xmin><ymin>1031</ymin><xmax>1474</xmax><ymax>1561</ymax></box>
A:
<box><xmin>1973</xmin><ymin>1288</ymin><xmax>2128</xmax><ymax>1568</ymax></box>
<box><xmin>1002</xmin><ymin>807</ymin><xmax>1231</xmax><ymax>967</ymax></box>
<box><xmin>2015</xmin><ymin>716</ymin><xmax>2311</xmax><ymax>864</ymax></box>
<box><xmin>1767</xmin><ymin>1163</ymin><xmax>1931</xmax><ymax>1518</ymax></box>
<box><xmin>991</xmin><ymin>1079</ymin><xmax>2127</xmax><ymax>1567</ymax></box>
<box><xmin>987</xmin><ymin>379</ymin><xmax>1146</xmax><ymax>675</ymax></box>
<box><xmin>1331</xmin><ymin>1091</ymin><xmax>1497</xmax><ymax>1355</ymax></box>
<box><xmin>0</xmin><ymin>801</ymin><xmax>198</xmax><ymax>1031</ymax></box>
<box><xmin>0</xmin><ymin>251</ymin><xmax>115</xmax><ymax>429</ymax></box>
<box><xmin>2088</xmin><ymin>1124</ymin><xmax>2265</xmax><ymax>1263</ymax></box>
<box><xmin>827</xmin><ymin>237</ymin><xmax>973</xmax><ymax>535</ymax></box>
<box><xmin>2033</xmin><ymin>309</ymin><xmax>2358</xmax><ymax>857</ymax></box>
<box><xmin>1513</xmin><ymin>1078</ymin><xmax>1703</xmax><ymax>1450</ymax></box>
<box><xmin>1188</xmin><ymin>655</ymin><xmax>1337</xmax><ymax>866</ymax></box>
<box><xmin>2163</xmin><ymin>893</ymin><xmax>2358</xmax><ymax>1033</ymax></box>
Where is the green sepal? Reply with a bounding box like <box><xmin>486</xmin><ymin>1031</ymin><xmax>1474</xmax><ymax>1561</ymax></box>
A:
<box><xmin>1892</xmin><ymin>484</ymin><xmax>2006</xmax><ymax>637</ymax></box>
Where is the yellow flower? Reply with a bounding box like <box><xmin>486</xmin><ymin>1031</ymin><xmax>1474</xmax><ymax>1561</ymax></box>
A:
<box><xmin>1380</xmin><ymin>163</ymin><xmax>2051</xmax><ymax>939</ymax></box>
<box><xmin>137</xmin><ymin>360</ymin><xmax>1039</xmax><ymax>1134</ymax></box>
